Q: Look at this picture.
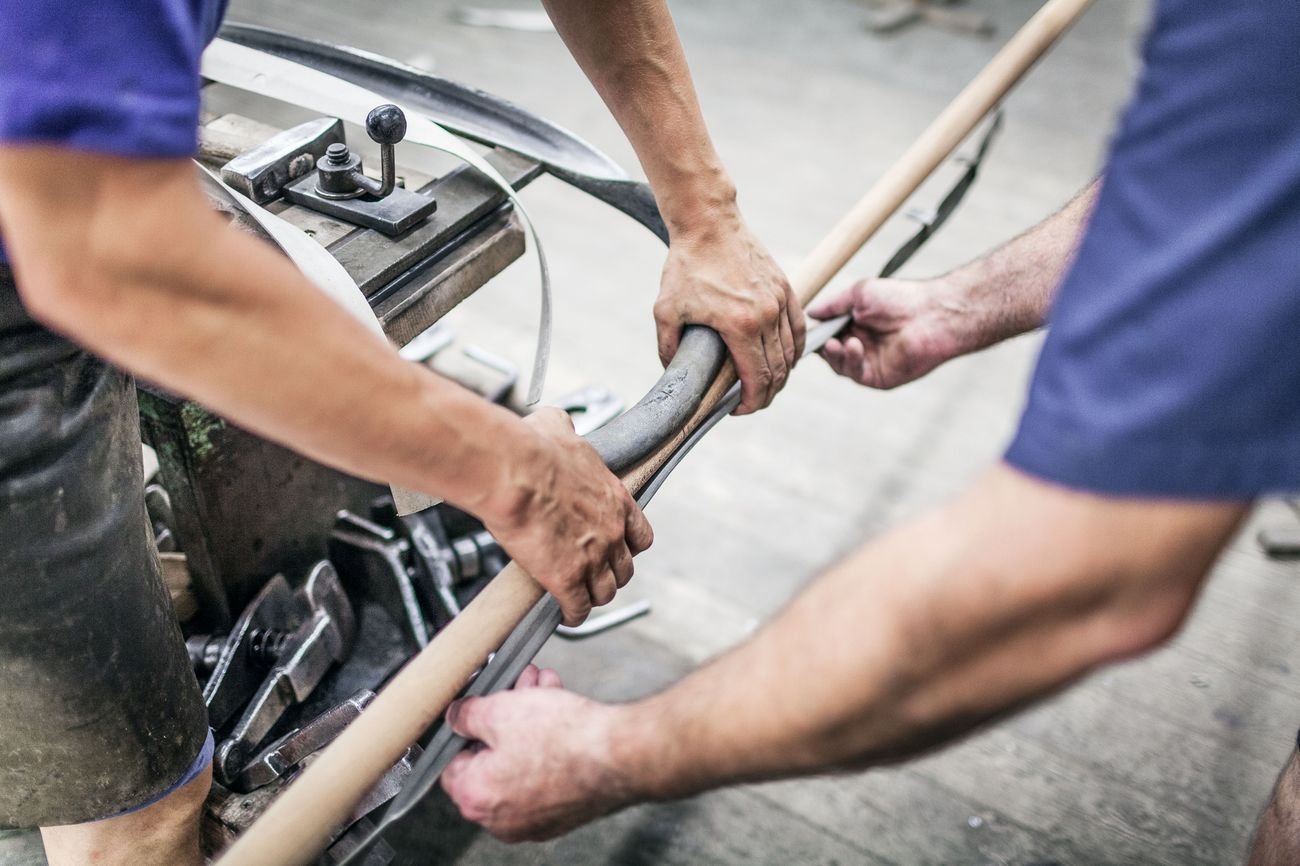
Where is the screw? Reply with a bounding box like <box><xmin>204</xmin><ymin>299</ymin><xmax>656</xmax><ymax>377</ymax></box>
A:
<box><xmin>248</xmin><ymin>628</ymin><xmax>289</xmax><ymax>665</ymax></box>
<box><xmin>325</xmin><ymin>142</ymin><xmax>351</xmax><ymax>165</ymax></box>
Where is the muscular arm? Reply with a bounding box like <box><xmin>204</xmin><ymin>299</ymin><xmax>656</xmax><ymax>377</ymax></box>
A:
<box><xmin>542</xmin><ymin>0</ymin><xmax>729</xmax><ymax>239</ymax></box>
<box><xmin>542</xmin><ymin>0</ymin><xmax>805</xmax><ymax>414</ymax></box>
<box><xmin>618</xmin><ymin>464</ymin><xmax>1242</xmax><ymax>794</ymax></box>
<box><xmin>0</xmin><ymin>149</ymin><xmax>652</xmax><ymax>623</ymax></box>
<box><xmin>441</xmin><ymin>463</ymin><xmax>1244</xmax><ymax>838</ymax></box>
<box><xmin>813</xmin><ymin>180</ymin><xmax>1099</xmax><ymax>388</ymax></box>
<box><xmin>948</xmin><ymin>178</ymin><xmax>1099</xmax><ymax>346</ymax></box>
<box><xmin>0</xmin><ymin>151</ymin><xmax>527</xmax><ymax>512</ymax></box>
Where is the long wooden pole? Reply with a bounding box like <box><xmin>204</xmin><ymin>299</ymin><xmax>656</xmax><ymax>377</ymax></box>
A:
<box><xmin>216</xmin><ymin>1</ymin><xmax>1094</xmax><ymax>862</ymax></box>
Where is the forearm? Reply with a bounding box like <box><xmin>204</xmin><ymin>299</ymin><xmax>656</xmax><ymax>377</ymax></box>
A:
<box><xmin>542</xmin><ymin>0</ymin><xmax>735</xmax><ymax>237</ymax></box>
<box><xmin>1</xmin><ymin>158</ymin><xmax>534</xmax><ymax>521</ymax></box>
<box><xmin>613</xmin><ymin>464</ymin><xmax>1242</xmax><ymax>798</ymax></box>
<box><xmin>947</xmin><ymin>179</ymin><xmax>1099</xmax><ymax>350</ymax></box>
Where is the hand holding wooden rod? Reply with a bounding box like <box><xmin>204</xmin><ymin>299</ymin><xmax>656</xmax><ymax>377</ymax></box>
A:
<box><xmin>216</xmin><ymin>1</ymin><xmax>1094</xmax><ymax>861</ymax></box>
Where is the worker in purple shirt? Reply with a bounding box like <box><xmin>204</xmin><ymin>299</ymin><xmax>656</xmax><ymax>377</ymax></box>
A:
<box><xmin>0</xmin><ymin>0</ymin><xmax>801</xmax><ymax>863</ymax></box>
<box><xmin>435</xmin><ymin>2</ymin><xmax>1300</xmax><ymax>863</ymax></box>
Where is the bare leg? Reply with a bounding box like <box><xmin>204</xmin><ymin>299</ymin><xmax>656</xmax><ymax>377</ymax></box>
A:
<box><xmin>39</xmin><ymin>762</ymin><xmax>210</xmax><ymax>866</ymax></box>
<box><xmin>1248</xmin><ymin>744</ymin><xmax>1300</xmax><ymax>866</ymax></box>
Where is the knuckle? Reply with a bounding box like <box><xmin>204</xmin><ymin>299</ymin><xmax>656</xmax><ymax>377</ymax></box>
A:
<box><xmin>733</xmin><ymin>310</ymin><xmax>762</xmax><ymax>333</ymax></box>
<box><xmin>458</xmin><ymin>792</ymin><xmax>490</xmax><ymax>822</ymax></box>
<box><xmin>652</xmin><ymin>297</ymin><xmax>677</xmax><ymax>324</ymax></box>
<box><xmin>534</xmin><ymin>406</ymin><xmax>574</xmax><ymax>432</ymax></box>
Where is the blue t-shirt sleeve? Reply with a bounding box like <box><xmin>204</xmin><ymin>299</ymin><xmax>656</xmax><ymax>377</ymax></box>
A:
<box><xmin>0</xmin><ymin>0</ymin><xmax>225</xmax><ymax>156</ymax></box>
<box><xmin>1005</xmin><ymin>0</ymin><xmax>1300</xmax><ymax>499</ymax></box>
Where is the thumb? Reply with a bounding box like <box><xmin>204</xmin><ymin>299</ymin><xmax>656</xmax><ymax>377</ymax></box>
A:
<box><xmin>656</xmin><ymin>319</ymin><xmax>683</xmax><ymax>369</ymax></box>
<box><xmin>806</xmin><ymin>281</ymin><xmax>862</xmax><ymax>320</ymax></box>
<box><xmin>447</xmin><ymin>696</ymin><xmax>498</xmax><ymax>746</ymax></box>
<box><xmin>528</xmin><ymin>405</ymin><xmax>577</xmax><ymax>435</ymax></box>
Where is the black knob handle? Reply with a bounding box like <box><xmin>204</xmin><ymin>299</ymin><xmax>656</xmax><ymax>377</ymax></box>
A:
<box><xmin>366</xmin><ymin>104</ymin><xmax>407</xmax><ymax>146</ymax></box>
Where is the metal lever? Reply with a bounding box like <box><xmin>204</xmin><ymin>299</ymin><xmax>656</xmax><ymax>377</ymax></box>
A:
<box><xmin>315</xmin><ymin>104</ymin><xmax>406</xmax><ymax>200</ymax></box>
<box><xmin>282</xmin><ymin>103</ymin><xmax>437</xmax><ymax>235</ymax></box>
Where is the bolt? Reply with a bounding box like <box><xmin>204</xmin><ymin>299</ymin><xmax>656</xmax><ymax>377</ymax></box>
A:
<box><xmin>248</xmin><ymin>628</ymin><xmax>289</xmax><ymax>665</ymax></box>
<box><xmin>325</xmin><ymin>142</ymin><xmax>351</xmax><ymax>165</ymax></box>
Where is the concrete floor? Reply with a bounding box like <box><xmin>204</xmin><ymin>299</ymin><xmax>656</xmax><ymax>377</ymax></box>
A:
<box><xmin>7</xmin><ymin>1</ymin><xmax>1300</xmax><ymax>864</ymax></box>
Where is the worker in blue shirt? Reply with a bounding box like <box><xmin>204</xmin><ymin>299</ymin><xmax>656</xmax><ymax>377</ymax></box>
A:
<box><xmin>438</xmin><ymin>2</ymin><xmax>1300</xmax><ymax>863</ymax></box>
<box><xmin>0</xmin><ymin>0</ymin><xmax>803</xmax><ymax>863</ymax></box>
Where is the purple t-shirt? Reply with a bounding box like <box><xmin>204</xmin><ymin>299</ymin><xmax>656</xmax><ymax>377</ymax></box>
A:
<box><xmin>0</xmin><ymin>0</ymin><xmax>228</xmax><ymax>156</ymax></box>
<box><xmin>0</xmin><ymin>0</ymin><xmax>228</xmax><ymax>264</ymax></box>
<box><xmin>1006</xmin><ymin>0</ymin><xmax>1300</xmax><ymax>498</ymax></box>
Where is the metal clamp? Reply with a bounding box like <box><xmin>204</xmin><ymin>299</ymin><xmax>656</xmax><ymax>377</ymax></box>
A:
<box><xmin>283</xmin><ymin>104</ymin><xmax>438</xmax><ymax>235</ymax></box>
<box><xmin>233</xmin><ymin>691</ymin><xmax>376</xmax><ymax>793</ymax></box>
<box><xmin>206</xmin><ymin>562</ymin><xmax>357</xmax><ymax>786</ymax></box>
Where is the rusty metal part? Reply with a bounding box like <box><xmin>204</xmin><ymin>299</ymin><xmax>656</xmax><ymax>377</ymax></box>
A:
<box><xmin>233</xmin><ymin>691</ymin><xmax>376</xmax><ymax>793</ymax></box>
<box><xmin>329</xmin><ymin>511</ymin><xmax>433</xmax><ymax>649</ymax></box>
<box><xmin>220</xmin><ymin>117</ymin><xmax>344</xmax><ymax>204</ymax></box>
<box><xmin>212</xmin><ymin>562</ymin><xmax>357</xmax><ymax>786</ymax></box>
<box><xmin>204</xmin><ymin>747</ymin><xmax>416</xmax><ymax>864</ymax></box>
<box><xmin>283</xmin><ymin>106</ymin><xmax>439</xmax><ymax>236</ymax></box>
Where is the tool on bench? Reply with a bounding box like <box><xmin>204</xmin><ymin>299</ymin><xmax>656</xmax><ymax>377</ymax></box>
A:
<box><xmin>217</xmin><ymin>2</ymin><xmax>1095</xmax><ymax>863</ymax></box>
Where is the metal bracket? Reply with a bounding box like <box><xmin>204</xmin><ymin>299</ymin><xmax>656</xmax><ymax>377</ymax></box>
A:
<box><xmin>220</xmin><ymin>117</ymin><xmax>344</xmax><ymax>204</ymax></box>
<box><xmin>233</xmin><ymin>691</ymin><xmax>375</xmax><ymax>792</ymax></box>
<box><xmin>283</xmin><ymin>173</ymin><xmax>438</xmax><ymax>236</ymax></box>
<box><xmin>330</xmin><ymin>511</ymin><xmax>433</xmax><ymax>649</ymax></box>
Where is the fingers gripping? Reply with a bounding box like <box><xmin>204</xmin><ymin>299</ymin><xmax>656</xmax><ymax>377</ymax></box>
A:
<box><xmin>731</xmin><ymin>328</ymin><xmax>777</xmax><ymax>415</ymax></box>
<box><xmin>448</xmin><ymin>696</ymin><xmax>498</xmax><ymax>745</ymax></box>
<box><xmin>787</xmin><ymin>289</ymin><xmax>808</xmax><ymax>359</ymax></box>
<box><xmin>559</xmin><ymin>584</ymin><xmax>594</xmax><ymax>627</ymax></box>
<box><xmin>588</xmin><ymin>568</ymin><xmax>619</xmax><ymax>607</ymax></box>
<box><xmin>625</xmin><ymin>494</ymin><xmax>654</xmax><ymax>553</ymax></box>
<box><xmin>806</xmin><ymin>280</ymin><xmax>863</xmax><ymax>320</ymax></box>
<box><xmin>654</xmin><ymin>301</ymin><xmax>683</xmax><ymax>368</ymax></box>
